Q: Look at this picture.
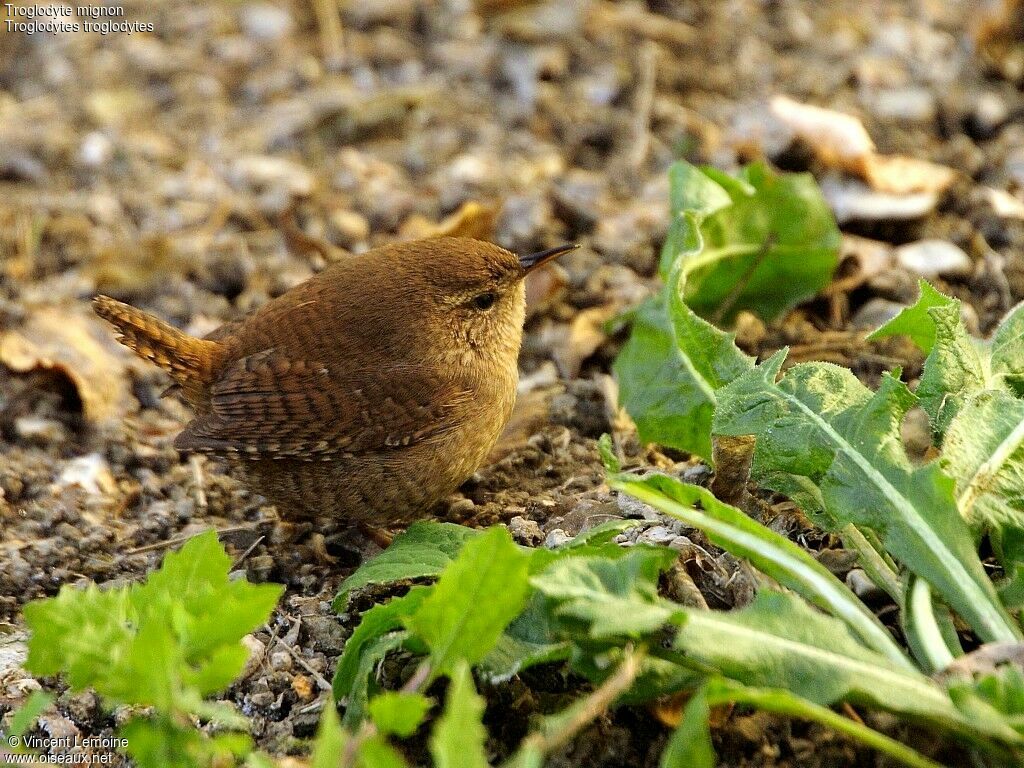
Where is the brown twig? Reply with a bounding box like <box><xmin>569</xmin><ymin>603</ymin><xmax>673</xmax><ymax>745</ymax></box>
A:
<box><xmin>505</xmin><ymin>645</ymin><xmax>645</xmax><ymax>763</ymax></box>
<box><xmin>124</xmin><ymin>525</ymin><xmax>256</xmax><ymax>555</ymax></box>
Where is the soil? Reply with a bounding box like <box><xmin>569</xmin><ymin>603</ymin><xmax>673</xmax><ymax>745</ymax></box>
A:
<box><xmin>1</xmin><ymin>0</ymin><xmax>1022</xmax><ymax>766</ymax></box>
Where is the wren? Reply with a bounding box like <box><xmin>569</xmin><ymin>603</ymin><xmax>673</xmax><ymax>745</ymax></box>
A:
<box><xmin>94</xmin><ymin>237</ymin><xmax>576</xmax><ymax>524</ymax></box>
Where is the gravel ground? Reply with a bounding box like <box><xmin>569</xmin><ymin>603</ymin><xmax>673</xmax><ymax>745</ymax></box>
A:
<box><xmin>1</xmin><ymin>0</ymin><xmax>1023</xmax><ymax>765</ymax></box>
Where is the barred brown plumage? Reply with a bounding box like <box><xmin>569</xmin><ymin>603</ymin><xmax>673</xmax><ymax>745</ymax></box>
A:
<box><xmin>94</xmin><ymin>237</ymin><xmax>575</xmax><ymax>524</ymax></box>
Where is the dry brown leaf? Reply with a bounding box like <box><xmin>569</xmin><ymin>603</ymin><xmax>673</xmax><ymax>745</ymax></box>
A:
<box><xmin>525</xmin><ymin>262</ymin><xmax>569</xmax><ymax>318</ymax></box>
<box><xmin>862</xmin><ymin>154</ymin><xmax>957</xmax><ymax>196</ymax></box>
<box><xmin>0</xmin><ymin>304</ymin><xmax>138</xmax><ymax>424</ymax></box>
<box><xmin>399</xmin><ymin>200</ymin><xmax>497</xmax><ymax>241</ymax></box>
<box><xmin>551</xmin><ymin>304</ymin><xmax>618</xmax><ymax>379</ymax></box>
<box><xmin>770</xmin><ymin>96</ymin><xmax>957</xmax><ymax>195</ymax></box>
<box><xmin>769</xmin><ymin>95</ymin><xmax>875</xmax><ymax>174</ymax></box>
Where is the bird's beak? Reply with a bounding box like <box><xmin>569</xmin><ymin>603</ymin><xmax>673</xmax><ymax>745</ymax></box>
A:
<box><xmin>519</xmin><ymin>243</ymin><xmax>579</xmax><ymax>273</ymax></box>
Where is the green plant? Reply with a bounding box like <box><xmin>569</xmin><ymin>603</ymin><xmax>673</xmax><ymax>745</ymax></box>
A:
<box><xmin>328</xmin><ymin>161</ymin><xmax>1024</xmax><ymax>768</ymax></box>
<box><xmin>21</xmin><ymin>531</ymin><xmax>283</xmax><ymax>767</ymax></box>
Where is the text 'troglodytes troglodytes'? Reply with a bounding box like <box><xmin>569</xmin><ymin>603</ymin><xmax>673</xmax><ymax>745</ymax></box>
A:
<box><xmin>94</xmin><ymin>237</ymin><xmax>576</xmax><ymax>524</ymax></box>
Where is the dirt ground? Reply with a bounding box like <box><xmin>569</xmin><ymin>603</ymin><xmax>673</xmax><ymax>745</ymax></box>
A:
<box><xmin>1</xmin><ymin>0</ymin><xmax>1023</xmax><ymax>765</ymax></box>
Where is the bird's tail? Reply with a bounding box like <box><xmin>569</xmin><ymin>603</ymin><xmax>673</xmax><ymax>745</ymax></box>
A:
<box><xmin>93</xmin><ymin>296</ymin><xmax>223</xmax><ymax>390</ymax></box>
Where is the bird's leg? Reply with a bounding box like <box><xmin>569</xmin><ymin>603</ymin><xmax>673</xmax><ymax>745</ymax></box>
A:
<box><xmin>358</xmin><ymin>522</ymin><xmax>395</xmax><ymax>549</ymax></box>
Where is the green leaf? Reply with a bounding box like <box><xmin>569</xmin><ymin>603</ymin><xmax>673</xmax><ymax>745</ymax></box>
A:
<box><xmin>334</xmin><ymin>523</ymin><xmax>481</xmax><ymax>610</ymax></box>
<box><xmin>342</xmin><ymin>632</ymin><xmax>408</xmax><ymax>728</ymax></box>
<box><xmin>943</xmin><ymin>390</ymin><xmax>1024</xmax><ymax>536</ymax></box>
<box><xmin>660</xmin><ymin>687</ymin><xmax>714</xmax><ymax>768</ymax></box>
<box><xmin>674</xmin><ymin>591</ymin><xmax>955</xmax><ymax>721</ymax></box>
<box><xmin>530</xmin><ymin>547</ymin><xmax>679</xmax><ymax>638</ymax></box>
<box><xmin>615</xmin><ymin>281</ymin><xmax>752</xmax><ymax>461</ymax></box>
<box><xmin>24</xmin><ymin>530</ymin><xmax>283</xmax><ymax>716</ymax></box>
<box><xmin>368</xmin><ymin>692</ymin><xmax>433</xmax><ymax>738</ymax></box>
<box><xmin>359</xmin><ymin>737</ymin><xmax>412</xmax><ymax>768</ymax></box>
<box><xmin>714</xmin><ymin>355</ymin><xmax>1021</xmax><ymax>643</ymax></box>
<box><xmin>662</xmin><ymin>161</ymin><xmax>840</xmax><ymax>323</ymax></box>
<box><xmin>405</xmin><ymin>526</ymin><xmax>530</xmax><ymax>677</ymax></box>
<box><xmin>867</xmin><ymin>280</ymin><xmax>955</xmax><ymax>353</ymax></box>
<box><xmin>311</xmin><ymin>703</ymin><xmax>348</xmax><ymax>768</ymax></box>
<box><xmin>610</xmin><ymin>473</ymin><xmax>912</xmax><ymax>669</ymax></box>
<box><xmin>334</xmin><ymin>587</ymin><xmax>431</xmax><ymax>701</ymax></box>
<box><xmin>478</xmin><ymin>595</ymin><xmax>571</xmax><ymax>684</ymax></box>
<box><xmin>7</xmin><ymin>691</ymin><xmax>53</xmax><ymax>739</ymax></box>
<box><xmin>429</xmin><ymin>662</ymin><xmax>489</xmax><ymax>768</ymax></box>
<box><xmin>597</xmin><ymin>433</ymin><xmax>620</xmax><ymax>472</ymax></box>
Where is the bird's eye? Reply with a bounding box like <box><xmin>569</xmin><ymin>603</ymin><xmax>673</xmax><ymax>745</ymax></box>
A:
<box><xmin>472</xmin><ymin>292</ymin><xmax>497</xmax><ymax>311</ymax></box>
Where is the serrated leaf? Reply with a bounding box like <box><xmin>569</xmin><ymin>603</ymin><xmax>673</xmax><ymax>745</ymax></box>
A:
<box><xmin>405</xmin><ymin>526</ymin><xmax>530</xmax><ymax>677</ymax></box>
<box><xmin>867</xmin><ymin>279</ymin><xmax>954</xmax><ymax>353</ymax></box>
<box><xmin>368</xmin><ymin>692</ymin><xmax>433</xmax><ymax>738</ymax></box>
<box><xmin>943</xmin><ymin>390</ymin><xmax>1024</xmax><ymax>535</ymax></box>
<box><xmin>662</xmin><ymin>161</ymin><xmax>840</xmax><ymax>322</ymax></box>
<box><xmin>530</xmin><ymin>547</ymin><xmax>679</xmax><ymax>638</ymax></box>
<box><xmin>429</xmin><ymin>662</ymin><xmax>489</xmax><ymax>768</ymax></box>
<box><xmin>713</xmin><ymin>355</ymin><xmax>1020</xmax><ymax>643</ymax></box>
<box><xmin>334</xmin><ymin>587</ymin><xmax>431</xmax><ymax>701</ymax></box>
<box><xmin>24</xmin><ymin>530</ymin><xmax>283</xmax><ymax>713</ymax></box>
<box><xmin>334</xmin><ymin>523</ymin><xmax>481</xmax><ymax>610</ymax></box>
<box><xmin>615</xmin><ymin>275</ymin><xmax>752</xmax><ymax>461</ymax></box>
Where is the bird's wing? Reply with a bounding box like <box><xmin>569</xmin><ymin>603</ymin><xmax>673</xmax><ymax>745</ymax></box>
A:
<box><xmin>173</xmin><ymin>348</ymin><xmax>474</xmax><ymax>460</ymax></box>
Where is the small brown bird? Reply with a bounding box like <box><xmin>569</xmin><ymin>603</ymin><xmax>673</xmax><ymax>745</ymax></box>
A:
<box><xmin>94</xmin><ymin>237</ymin><xmax>575</xmax><ymax>524</ymax></box>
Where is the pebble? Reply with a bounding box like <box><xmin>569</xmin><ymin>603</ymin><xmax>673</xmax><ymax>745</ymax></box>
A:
<box><xmin>269</xmin><ymin>650</ymin><xmax>293</xmax><ymax>671</ymax></box>
<box><xmin>240</xmin><ymin>3</ymin><xmax>293</xmax><ymax>42</ymax></box>
<box><xmin>866</xmin><ymin>86</ymin><xmax>936</xmax><ymax>123</ymax></box>
<box><xmin>14</xmin><ymin>416</ymin><xmax>68</xmax><ymax>446</ymax></box>
<box><xmin>846</xmin><ymin>569</ymin><xmax>887</xmax><ymax>602</ymax></box>
<box><xmin>509</xmin><ymin>516</ymin><xmax>544</xmax><ymax>545</ymax></box>
<box><xmin>968</xmin><ymin>92</ymin><xmax>1009</xmax><ymax>139</ymax></box>
<box><xmin>821</xmin><ymin>178</ymin><xmax>938</xmax><ymax>223</ymax></box>
<box><xmin>543</xmin><ymin>529</ymin><xmax>572</xmax><ymax>548</ymax></box>
<box><xmin>78</xmin><ymin>131</ymin><xmax>113</xmax><ymax>167</ymax></box>
<box><xmin>850</xmin><ymin>298</ymin><xmax>907</xmax><ymax>329</ymax></box>
<box><xmin>328</xmin><ymin>208</ymin><xmax>370</xmax><ymax>247</ymax></box>
<box><xmin>616</xmin><ymin>494</ymin><xmax>661</xmax><ymax>521</ymax></box>
<box><xmin>240</xmin><ymin>634</ymin><xmax>266</xmax><ymax>679</ymax></box>
<box><xmin>636</xmin><ymin>525</ymin><xmax>677</xmax><ymax>546</ymax></box>
<box><xmin>53</xmin><ymin>455</ymin><xmax>117</xmax><ymax>496</ymax></box>
<box><xmin>303</xmin><ymin>616</ymin><xmax>348</xmax><ymax>655</ymax></box>
<box><xmin>894</xmin><ymin>239</ymin><xmax>972</xmax><ymax>279</ymax></box>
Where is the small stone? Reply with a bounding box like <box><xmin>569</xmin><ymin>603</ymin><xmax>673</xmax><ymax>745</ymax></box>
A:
<box><xmin>544</xmin><ymin>529</ymin><xmax>571</xmax><ymax>548</ymax></box>
<box><xmin>270</xmin><ymin>650</ymin><xmax>292</xmax><ymax>671</ymax></box>
<box><xmin>895</xmin><ymin>239</ymin><xmax>971</xmax><ymax>279</ymax></box>
<box><xmin>303</xmin><ymin>616</ymin><xmax>349</xmax><ymax>655</ymax></box>
<box><xmin>851</xmin><ymin>298</ymin><xmax>907</xmax><ymax>329</ymax></box>
<box><xmin>240</xmin><ymin>3</ymin><xmax>293</xmax><ymax>41</ymax></box>
<box><xmin>240</xmin><ymin>634</ymin><xmax>266</xmax><ymax>679</ymax></box>
<box><xmin>616</xmin><ymin>494</ymin><xmax>660</xmax><ymax>520</ymax></box>
<box><xmin>846</xmin><ymin>569</ymin><xmax>886</xmax><ymax>602</ymax></box>
<box><xmin>969</xmin><ymin>93</ymin><xmax>1009</xmax><ymax>139</ymax></box>
<box><xmin>865</xmin><ymin>86</ymin><xmax>936</xmax><ymax>123</ymax></box>
<box><xmin>328</xmin><ymin>208</ymin><xmax>370</xmax><ymax>247</ymax></box>
<box><xmin>509</xmin><ymin>516</ymin><xmax>544</xmax><ymax>545</ymax></box>
<box><xmin>636</xmin><ymin>525</ymin><xmax>677</xmax><ymax>546</ymax></box>
<box><xmin>53</xmin><ymin>455</ymin><xmax>117</xmax><ymax>496</ymax></box>
<box><xmin>79</xmin><ymin>131</ymin><xmax>113</xmax><ymax>167</ymax></box>
<box><xmin>14</xmin><ymin>416</ymin><xmax>67</xmax><ymax>446</ymax></box>
<box><xmin>822</xmin><ymin>178</ymin><xmax>938</xmax><ymax>223</ymax></box>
